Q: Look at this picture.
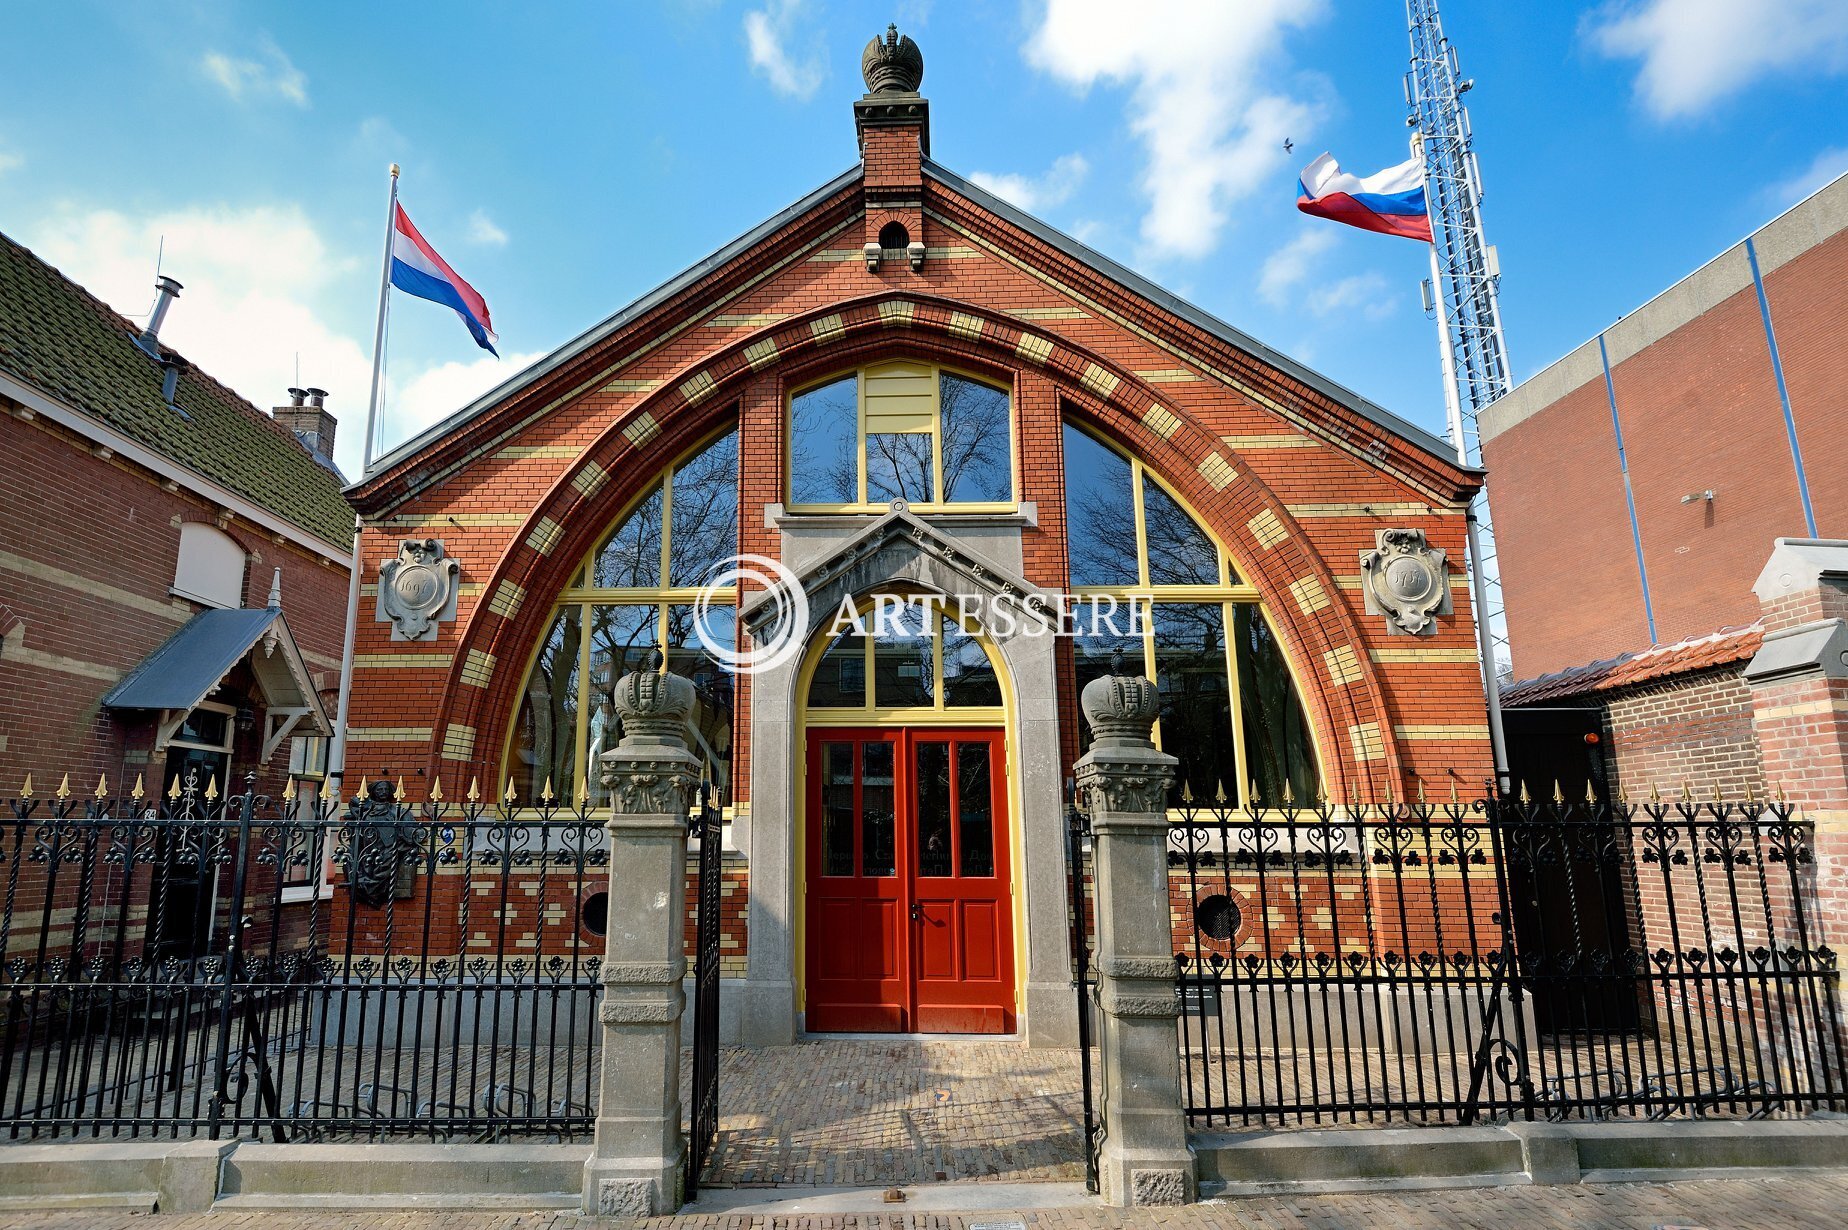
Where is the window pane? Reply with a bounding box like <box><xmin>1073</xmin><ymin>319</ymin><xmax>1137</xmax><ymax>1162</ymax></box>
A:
<box><xmin>585</xmin><ymin>604</ymin><xmax>658</xmax><ymax>807</ymax></box>
<box><xmin>870</xmin><ymin>599</ymin><xmax>934</xmax><ymax>707</ymax></box>
<box><xmin>807</xmin><ymin>623</ymin><xmax>867</xmax><ymax>707</ymax></box>
<box><xmin>668</xmin><ymin>430</ymin><xmax>739</xmax><ymax>587</ymax></box>
<box><xmin>512</xmin><ymin>606</ymin><xmax>582</xmax><ymax>805</ymax></box>
<box><xmin>1063</xmin><ymin>425</ymin><xmax>1139</xmax><ymax>587</ymax></box>
<box><xmin>957</xmin><ymin>742</ymin><xmax>995</xmax><ymax>877</ymax></box>
<box><xmin>942</xmin><ymin>616</ymin><xmax>1002</xmax><ymax>707</ymax></box>
<box><xmin>667</xmin><ymin>602</ymin><xmax>735</xmax><ymax>800</ymax></box>
<box><xmin>791</xmin><ymin>376</ymin><xmax>859</xmax><ymax>504</ymax></box>
<box><xmin>590</xmin><ymin>485</ymin><xmax>664</xmax><ymax>588</ymax></box>
<box><xmin>866</xmin><ymin>432</ymin><xmax>934</xmax><ymax>504</ymax></box>
<box><xmin>1151</xmin><ymin>603</ymin><xmax>1238</xmax><ymax>806</ymax></box>
<box><xmin>1072</xmin><ymin>604</ymin><xmax>1145</xmax><ymax>756</ymax></box>
<box><xmin>1142</xmin><ymin>479</ymin><xmax>1220</xmax><ymax>586</ymax></box>
<box><xmin>939</xmin><ymin>374</ymin><xmax>1011</xmax><ymax>502</ymax></box>
<box><xmin>1235</xmin><ymin>606</ymin><xmax>1319</xmax><ymax>806</ymax></box>
<box><xmin>822</xmin><ymin>742</ymin><xmax>855</xmax><ymax>877</ymax></box>
<box><xmin>915</xmin><ymin>740</ymin><xmax>952</xmax><ymax>878</ymax></box>
<box><xmin>861</xmin><ymin>740</ymin><xmax>896</xmax><ymax>877</ymax></box>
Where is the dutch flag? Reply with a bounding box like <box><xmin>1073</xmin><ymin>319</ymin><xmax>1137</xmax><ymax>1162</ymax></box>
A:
<box><xmin>1296</xmin><ymin>153</ymin><xmax>1433</xmax><ymax>244</ymax></box>
<box><xmin>389</xmin><ymin>204</ymin><xmax>498</xmax><ymax>354</ymax></box>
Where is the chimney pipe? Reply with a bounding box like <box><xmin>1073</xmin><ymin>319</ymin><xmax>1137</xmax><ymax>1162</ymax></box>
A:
<box><xmin>305</xmin><ymin>387</ymin><xmax>327</xmax><ymax>410</ymax></box>
<box><xmin>287</xmin><ymin>387</ymin><xmax>307</xmax><ymax>407</ymax></box>
<box><xmin>135</xmin><ymin>275</ymin><xmax>183</xmax><ymax>358</ymax></box>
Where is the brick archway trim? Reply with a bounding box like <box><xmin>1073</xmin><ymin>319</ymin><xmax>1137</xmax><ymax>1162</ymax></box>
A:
<box><xmin>408</xmin><ymin>291</ymin><xmax>1411</xmax><ymax>803</ymax></box>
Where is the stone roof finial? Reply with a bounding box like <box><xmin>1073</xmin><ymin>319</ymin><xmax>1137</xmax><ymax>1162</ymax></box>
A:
<box><xmin>862</xmin><ymin>24</ymin><xmax>923</xmax><ymax>94</ymax></box>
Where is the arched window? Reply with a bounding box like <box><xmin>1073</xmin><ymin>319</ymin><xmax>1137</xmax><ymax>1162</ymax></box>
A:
<box><xmin>788</xmin><ymin>361</ymin><xmax>1014</xmax><ymax>511</ymax></box>
<box><xmin>1062</xmin><ymin>422</ymin><xmax>1319</xmax><ymax>806</ymax></box>
<box><xmin>506</xmin><ymin>428</ymin><xmax>739</xmax><ymax>806</ymax></box>
<box><xmin>171</xmin><ymin>522</ymin><xmax>247</xmax><ymax>608</ymax></box>
<box><xmin>805</xmin><ymin>597</ymin><xmax>1003</xmax><ymax>714</ymax></box>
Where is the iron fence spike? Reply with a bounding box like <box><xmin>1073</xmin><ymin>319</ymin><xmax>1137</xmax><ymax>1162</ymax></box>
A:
<box><xmin>430</xmin><ymin>776</ymin><xmax>444</xmax><ymax>804</ymax></box>
<box><xmin>468</xmin><ymin>776</ymin><xmax>481</xmax><ymax>803</ymax></box>
<box><xmin>56</xmin><ymin>774</ymin><xmax>70</xmax><ymax>801</ymax></box>
<box><xmin>94</xmin><ymin>773</ymin><xmax>108</xmax><ymax>800</ymax></box>
<box><xmin>18</xmin><ymin>773</ymin><xmax>31</xmax><ymax>798</ymax></box>
<box><xmin>131</xmin><ymin>773</ymin><xmax>145</xmax><ymax>802</ymax></box>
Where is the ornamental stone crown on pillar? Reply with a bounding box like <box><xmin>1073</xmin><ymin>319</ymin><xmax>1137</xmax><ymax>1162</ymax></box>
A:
<box><xmin>599</xmin><ymin>667</ymin><xmax>701</xmax><ymax>817</ymax></box>
<box><xmin>861</xmin><ymin>24</ymin><xmax>923</xmax><ymax>93</ymax></box>
<box><xmin>1075</xmin><ymin>670</ymin><xmax>1176</xmax><ymax>816</ymax></box>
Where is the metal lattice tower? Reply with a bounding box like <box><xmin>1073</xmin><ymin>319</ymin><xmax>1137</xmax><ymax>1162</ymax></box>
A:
<box><xmin>1406</xmin><ymin>0</ymin><xmax>1511</xmax><ymax>779</ymax></box>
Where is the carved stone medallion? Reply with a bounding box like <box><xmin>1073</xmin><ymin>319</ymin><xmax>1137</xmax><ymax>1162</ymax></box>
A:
<box><xmin>376</xmin><ymin>538</ymin><xmax>460</xmax><ymax>641</ymax></box>
<box><xmin>1358</xmin><ymin>528</ymin><xmax>1450</xmax><ymax>636</ymax></box>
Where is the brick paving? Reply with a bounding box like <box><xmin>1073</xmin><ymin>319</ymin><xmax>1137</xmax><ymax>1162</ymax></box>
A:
<box><xmin>2</xmin><ymin>1173</ymin><xmax>1846</xmax><ymax>1227</ymax></box>
<box><xmin>700</xmin><ymin>1040</ymin><xmax>1084</xmax><ymax>1187</ymax></box>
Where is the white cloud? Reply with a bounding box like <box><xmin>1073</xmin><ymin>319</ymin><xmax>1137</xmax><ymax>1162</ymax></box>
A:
<box><xmin>969</xmin><ymin>154</ymin><xmax>1090</xmax><ymax>215</ymax></box>
<box><xmin>0</xmin><ymin>150</ymin><xmax>21</xmax><ymax>176</ymax></box>
<box><xmin>1257</xmin><ymin>229</ymin><xmax>1337</xmax><ymax>307</ymax></box>
<box><xmin>1764</xmin><ymin>145</ymin><xmax>1848</xmax><ymax>207</ymax></box>
<box><xmin>468</xmin><ymin>210</ymin><xmax>509</xmax><ymax>247</ymax></box>
<box><xmin>744</xmin><ymin>0</ymin><xmax>824</xmax><ymax>100</ymax></box>
<box><xmin>1306</xmin><ymin>272</ymin><xmax>1395</xmax><ymax>322</ymax></box>
<box><xmin>1025</xmin><ymin>0</ymin><xmax>1327</xmax><ymax>260</ymax></box>
<box><xmin>22</xmin><ymin>202</ymin><xmax>537</xmax><ymax>475</ymax></box>
<box><xmin>200</xmin><ymin>38</ymin><xmax>309</xmax><ymax>108</ymax></box>
<box><xmin>1587</xmin><ymin>0</ymin><xmax>1848</xmax><ymax>119</ymax></box>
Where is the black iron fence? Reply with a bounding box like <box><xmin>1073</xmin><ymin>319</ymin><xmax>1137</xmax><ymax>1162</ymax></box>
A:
<box><xmin>1169</xmin><ymin>793</ymin><xmax>1845</xmax><ymax>1129</ymax></box>
<box><xmin>686</xmin><ymin>787</ymin><xmax>723</xmax><ymax>1195</ymax></box>
<box><xmin>0</xmin><ymin>775</ymin><xmax>607</xmax><ymax>1141</ymax></box>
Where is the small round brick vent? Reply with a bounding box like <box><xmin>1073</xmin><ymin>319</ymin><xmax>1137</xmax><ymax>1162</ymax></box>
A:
<box><xmin>579</xmin><ymin>891</ymin><xmax>609</xmax><ymax>938</ymax></box>
<box><xmin>1195</xmin><ymin>894</ymin><xmax>1241</xmax><ymax>941</ymax></box>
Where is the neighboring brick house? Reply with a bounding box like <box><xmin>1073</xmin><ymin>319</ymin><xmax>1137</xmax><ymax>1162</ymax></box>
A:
<box><xmin>1482</xmin><ymin>170</ymin><xmax>1848</xmax><ymax>807</ymax></box>
<box><xmin>339</xmin><ymin>36</ymin><xmax>1493</xmax><ymax>1046</ymax></box>
<box><xmin>0</xmin><ymin>230</ymin><xmax>352</xmax><ymax>847</ymax></box>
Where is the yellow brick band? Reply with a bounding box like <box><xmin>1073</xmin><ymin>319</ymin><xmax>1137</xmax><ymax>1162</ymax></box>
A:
<box><xmin>1080</xmin><ymin>363</ymin><xmax>1120</xmax><ymax>399</ymax></box>
<box><xmin>1142</xmin><ymin>405</ymin><xmax>1182</xmax><ymax>439</ymax></box>
<box><xmin>347</xmin><ymin>727</ymin><xmax>434</xmax><ymax>743</ymax></box>
<box><xmin>1393</xmin><ymin>724</ymin><xmax>1492</xmax><ymax>739</ymax></box>
<box><xmin>573</xmin><ymin>462</ymin><xmax>610</xmax><ymax>498</ymax></box>
<box><xmin>1287</xmin><ymin>501</ymin><xmax>1458</xmax><ymax>517</ymax></box>
<box><xmin>441</xmin><ymin>724</ymin><xmax>478</xmax><ymax>763</ymax></box>
<box><xmin>1350</xmin><ymin>723</ymin><xmax>1386</xmax><ymax>763</ymax></box>
<box><xmin>1135</xmin><ymin>369</ymin><xmax>1201</xmax><ymax>383</ymax></box>
<box><xmin>602</xmin><ymin>378</ymin><xmax>662</xmax><ymax>393</ymax></box>
<box><xmin>744</xmin><ymin>338</ymin><xmax>779</xmax><ymax>371</ymax></box>
<box><xmin>1248</xmin><ymin>509</ymin><xmax>1288</xmax><ymax>549</ymax></box>
<box><xmin>487</xmin><ymin>581</ymin><xmax>526</xmax><ymax>620</ymax></box>
<box><xmin>459</xmin><ymin>648</ymin><xmax>497</xmax><ymax>689</ymax></box>
<box><xmin>811</xmin><ymin>314</ymin><xmax>845</xmax><ymax>342</ymax></box>
<box><xmin>497</xmin><ymin>445</ymin><xmax>580</xmax><ymax>460</ymax></box>
<box><xmin>948</xmin><ymin>312</ymin><xmax>983</xmax><ymax>341</ymax></box>
<box><xmin>524</xmin><ymin>517</ymin><xmax>564</xmax><ymax>556</ymax></box>
<box><xmin>1289</xmin><ymin>576</ymin><xmax>1331</xmax><ymax>615</ymax></box>
<box><xmin>1197</xmin><ymin>453</ymin><xmax>1237</xmax><ymax>492</ymax></box>
<box><xmin>1223</xmin><ymin>434</ymin><xmax>1316</xmax><ymax>449</ymax></box>
<box><xmin>622</xmin><ymin>412</ymin><xmax>661</xmax><ymax>447</ymax></box>
<box><xmin>703</xmin><ymin>312</ymin><xmax>788</xmax><ymax>327</ymax></box>
<box><xmin>1324</xmin><ymin>646</ymin><xmax>1363</xmax><ymax>686</ymax></box>
<box><xmin>1370</xmin><ymin>647</ymin><xmax>1481</xmax><ymax>664</ymax></box>
<box><xmin>384</xmin><ymin>513</ymin><xmax>524</xmax><ymax>528</ymax></box>
<box><xmin>678</xmin><ymin>370</ymin><xmax>717</xmax><ymax>406</ymax></box>
<box><xmin>1008</xmin><ymin>306</ymin><xmax>1089</xmax><ymax>320</ymax></box>
<box><xmin>354</xmin><ymin>653</ymin><xmax>453</xmax><ymax>670</ymax></box>
<box><xmin>878</xmin><ymin>300</ymin><xmax>916</xmax><ymax>326</ymax></box>
<box><xmin>1016</xmin><ymin>334</ymin><xmax>1053</xmax><ymax>365</ymax></box>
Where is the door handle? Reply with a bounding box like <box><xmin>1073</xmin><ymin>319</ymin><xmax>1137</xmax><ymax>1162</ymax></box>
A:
<box><xmin>910</xmin><ymin>903</ymin><xmax>923</xmax><ymax>922</ymax></box>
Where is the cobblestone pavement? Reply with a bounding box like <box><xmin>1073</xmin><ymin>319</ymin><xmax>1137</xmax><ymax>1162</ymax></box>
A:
<box><xmin>3</xmin><ymin>1173</ymin><xmax>1847</xmax><ymax>1228</ymax></box>
<box><xmin>700</xmin><ymin>1040</ymin><xmax>1085</xmax><ymax>1186</ymax></box>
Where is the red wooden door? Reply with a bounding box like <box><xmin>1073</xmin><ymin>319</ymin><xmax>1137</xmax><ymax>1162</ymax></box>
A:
<box><xmin>804</xmin><ymin>728</ymin><xmax>1015</xmax><ymax>1034</ymax></box>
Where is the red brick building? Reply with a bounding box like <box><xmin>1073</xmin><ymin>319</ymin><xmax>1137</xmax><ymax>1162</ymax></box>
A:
<box><xmin>341</xmin><ymin>36</ymin><xmax>1493</xmax><ymax>1045</ymax></box>
<box><xmin>0</xmin><ymin>233</ymin><xmax>351</xmax><ymax>840</ymax></box>
<box><xmin>1485</xmin><ymin>172</ymin><xmax>1848</xmax><ymax>804</ymax></box>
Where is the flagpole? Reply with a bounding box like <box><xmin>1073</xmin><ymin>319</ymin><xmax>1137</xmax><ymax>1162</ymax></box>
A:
<box><xmin>1419</xmin><ymin>139</ymin><xmax>1510</xmax><ymax>792</ymax></box>
<box><xmin>327</xmin><ymin>163</ymin><xmax>400</xmax><ymax>800</ymax></box>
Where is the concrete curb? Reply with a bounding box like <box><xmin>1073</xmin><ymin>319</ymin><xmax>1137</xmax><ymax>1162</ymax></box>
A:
<box><xmin>1194</xmin><ymin>1118</ymin><xmax>1848</xmax><ymax>1199</ymax></box>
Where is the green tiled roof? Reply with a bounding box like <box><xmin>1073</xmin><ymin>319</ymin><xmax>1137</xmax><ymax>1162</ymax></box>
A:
<box><xmin>0</xmin><ymin>230</ymin><xmax>354</xmax><ymax>549</ymax></box>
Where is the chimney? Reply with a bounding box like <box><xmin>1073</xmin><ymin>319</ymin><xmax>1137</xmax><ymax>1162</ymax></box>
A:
<box><xmin>273</xmin><ymin>386</ymin><xmax>338</xmax><ymax>461</ymax></box>
<box><xmin>855</xmin><ymin>27</ymin><xmax>928</xmax><ymax>274</ymax></box>
<box><xmin>134</xmin><ymin>275</ymin><xmax>183</xmax><ymax>359</ymax></box>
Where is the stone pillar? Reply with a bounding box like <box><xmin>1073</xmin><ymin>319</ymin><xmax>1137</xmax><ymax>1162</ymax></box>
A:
<box><xmin>1745</xmin><ymin>539</ymin><xmax>1848</xmax><ymax>947</ymax></box>
<box><xmin>582</xmin><ymin>669</ymin><xmax>700</xmax><ymax>1217</ymax></box>
<box><xmin>1075</xmin><ymin>673</ymin><xmax>1195</xmax><ymax>1207</ymax></box>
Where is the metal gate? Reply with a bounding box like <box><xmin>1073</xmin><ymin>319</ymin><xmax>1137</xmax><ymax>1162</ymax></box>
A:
<box><xmin>684</xmin><ymin>785</ymin><xmax>723</xmax><ymax>1195</ymax></box>
<box><xmin>1063</xmin><ymin>791</ymin><xmax>1101</xmax><ymax>1193</ymax></box>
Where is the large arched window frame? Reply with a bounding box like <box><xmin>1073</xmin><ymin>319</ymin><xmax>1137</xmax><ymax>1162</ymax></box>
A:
<box><xmin>787</xmin><ymin>360</ymin><xmax>1017</xmax><ymax>513</ymax></box>
<box><xmin>502</xmin><ymin>426</ymin><xmax>739</xmax><ymax>808</ymax></box>
<box><xmin>1063</xmin><ymin>422</ymin><xmax>1322</xmax><ymax>808</ymax></box>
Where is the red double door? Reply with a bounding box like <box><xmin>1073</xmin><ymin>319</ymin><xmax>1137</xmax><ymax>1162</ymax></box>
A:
<box><xmin>804</xmin><ymin>728</ymin><xmax>1016</xmax><ymax>1034</ymax></box>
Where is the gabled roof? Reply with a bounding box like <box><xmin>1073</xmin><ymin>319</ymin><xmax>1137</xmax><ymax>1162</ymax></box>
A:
<box><xmin>1501</xmin><ymin>623</ymin><xmax>1765</xmax><ymax>706</ymax></box>
<box><xmin>0</xmin><ymin>231</ymin><xmax>353</xmax><ymax>548</ymax></box>
<box><xmin>356</xmin><ymin>156</ymin><xmax>1468</xmax><ymax>492</ymax></box>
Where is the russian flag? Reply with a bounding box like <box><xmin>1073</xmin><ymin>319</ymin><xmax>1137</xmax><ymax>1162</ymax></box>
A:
<box><xmin>1296</xmin><ymin>153</ymin><xmax>1432</xmax><ymax>244</ymax></box>
<box><xmin>389</xmin><ymin>204</ymin><xmax>498</xmax><ymax>354</ymax></box>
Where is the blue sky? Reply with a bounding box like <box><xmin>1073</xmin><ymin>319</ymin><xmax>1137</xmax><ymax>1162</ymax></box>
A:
<box><xmin>3</xmin><ymin>1</ymin><xmax>1845</xmax><ymax>478</ymax></box>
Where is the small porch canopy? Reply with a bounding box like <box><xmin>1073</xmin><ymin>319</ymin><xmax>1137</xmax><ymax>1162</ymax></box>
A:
<box><xmin>102</xmin><ymin>605</ymin><xmax>330</xmax><ymax>759</ymax></box>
